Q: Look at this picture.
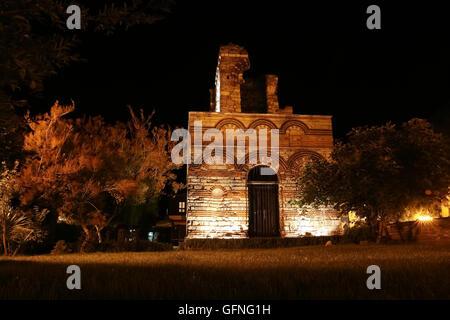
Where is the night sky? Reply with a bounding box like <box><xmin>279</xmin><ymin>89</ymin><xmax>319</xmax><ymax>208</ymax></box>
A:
<box><xmin>40</xmin><ymin>1</ymin><xmax>450</xmax><ymax>140</ymax></box>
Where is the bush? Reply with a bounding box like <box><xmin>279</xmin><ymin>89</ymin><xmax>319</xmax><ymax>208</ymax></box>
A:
<box><xmin>50</xmin><ymin>240</ymin><xmax>72</xmax><ymax>255</ymax></box>
<box><xmin>342</xmin><ymin>225</ymin><xmax>376</xmax><ymax>243</ymax></box>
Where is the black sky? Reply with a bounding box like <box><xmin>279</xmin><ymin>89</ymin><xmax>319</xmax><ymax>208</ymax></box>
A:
<box><xmin>41</xmin><ymin>1</ymin><xmax>450</xmax><ymax>140</ymax></box>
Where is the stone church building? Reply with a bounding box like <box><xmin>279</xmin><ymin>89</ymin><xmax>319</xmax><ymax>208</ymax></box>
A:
<box><xmin>186</xmin><ymin>44</ymin><xmax>343</xmax><ymax>239</ymax></box>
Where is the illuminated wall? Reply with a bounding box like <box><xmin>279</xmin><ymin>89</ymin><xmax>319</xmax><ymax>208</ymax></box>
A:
<box><xmin>186</xmin><ymin>44</ymin><xmax>343</xmax><ymax>239</ymax></box>
<box><xmin>186</xmin><ymin>112</ymin><xmax>343</xmax><ymax>239</ymax></box>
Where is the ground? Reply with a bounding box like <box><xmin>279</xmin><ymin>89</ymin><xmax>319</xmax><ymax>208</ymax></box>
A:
<box><xmin>0</xmin><ymin>244</ymin><xmax>449</xmax><ymax>299</ymax></box>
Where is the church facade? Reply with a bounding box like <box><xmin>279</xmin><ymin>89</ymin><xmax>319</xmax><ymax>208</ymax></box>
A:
<box><xmin>186</xmin><ymin>44</ymin><xmax>343</xmax><ymax>239</ymax></box>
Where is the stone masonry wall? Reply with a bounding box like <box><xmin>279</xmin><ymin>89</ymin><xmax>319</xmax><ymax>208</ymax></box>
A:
<box><xmin>212</xmin><ymin>44</ymin><xmax>250</xmax><ymax>113</ymax></box>
<box><xmin>186</xmin><ymin>112</ymin><xmax>343</xmax><ymax>239</ymax></box>
<box><xmin>187</xmin><ymin>43</ymin><xmax>342</xmax><ymax>239</ymax></box>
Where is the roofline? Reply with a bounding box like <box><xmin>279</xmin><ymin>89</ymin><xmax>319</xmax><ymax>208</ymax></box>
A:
<box><xmin>188</xmin><ymin>111</ymin><xmax>333</xmax><ymax>119</ymax></box>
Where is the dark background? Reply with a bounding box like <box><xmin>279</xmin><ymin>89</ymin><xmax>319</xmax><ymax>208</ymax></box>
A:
<box><xmin>39</xmin><ymin>0</ymin><xmax>450</xmax><ymax>140</ymax></box>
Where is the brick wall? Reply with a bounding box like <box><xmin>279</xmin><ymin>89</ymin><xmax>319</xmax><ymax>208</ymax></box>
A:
<box><xmin>186</xmin><ymin>112</ymin><xmax>343</xmax><ymax>239</ymax></box>
<box><xmin>186</xmin><ymin>43</ymin><xmax>343</xmax><ymax>240</ymax></box>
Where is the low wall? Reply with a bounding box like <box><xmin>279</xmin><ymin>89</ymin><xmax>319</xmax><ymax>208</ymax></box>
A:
<box><xmin>386</xmin><ymin>217</ymin><xmax>450</xmax><ymax>244</ymax></box>
<box><xmin>184</xmin><ymin>235</ymin><xmax>342</xmax><ymax>249</ymax></box>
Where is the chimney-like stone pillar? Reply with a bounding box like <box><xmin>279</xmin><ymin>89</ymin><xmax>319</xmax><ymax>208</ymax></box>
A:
<box><xmin>266</xmin><ymin>75</ymin><xmax>280</xmax><ymax>113</ymax></box>
<box><xmin>215</xmin><ymin>44</ymin><xmax>250</xmax><ymax>113</ymax></box>
<box><xmin>209</xmin><ymin>88</ymin><xmax>216</xmax><ymax>112</ymax></box>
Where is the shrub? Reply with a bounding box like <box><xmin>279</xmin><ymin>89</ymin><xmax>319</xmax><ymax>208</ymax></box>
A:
<box><xmin>50</xmin><ymin>240</ymin><xmax>72</xmax><ymax>255</ymax></box>
<box><xmin>342</xmin><ymin>225</ymin><xmax>376</xmax><ymax>243</ymax></box>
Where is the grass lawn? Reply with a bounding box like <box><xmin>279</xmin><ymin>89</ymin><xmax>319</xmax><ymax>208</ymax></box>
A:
<box><xmin>1</xmin><ymin>244</ymin><xmax>449</xmax><ymax>299</ymax></box>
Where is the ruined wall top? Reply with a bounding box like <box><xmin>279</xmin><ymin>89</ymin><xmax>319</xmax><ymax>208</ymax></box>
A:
<box><xmin>210</xmin><ymin>43</ymin><xmax>292</xmax><ymax>115</ymax></box>
<box><xmin>219</xmin><ymin>43</ymin><xmax>249</xmax><ymax>59</ymax></box>
<box><xmin>211</xmin><ymin>44</ymin><xmax>250</xmax><ymax>113</ymax></box>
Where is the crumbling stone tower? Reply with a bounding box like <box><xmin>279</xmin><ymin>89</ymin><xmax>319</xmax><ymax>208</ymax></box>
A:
<box><xmin>211</xmin><ymin>44</ymin><xmax>250</xmax><ymax>113</ymax></box>
<box><xmin>210</xmin><ymin>44</ymin><xmax>288</xmax><ymax>115</ymax></box>
<box><xmin>187</xmin><ymin>44</ymin><xmax>342</xmax><ymax>239</ymax></box>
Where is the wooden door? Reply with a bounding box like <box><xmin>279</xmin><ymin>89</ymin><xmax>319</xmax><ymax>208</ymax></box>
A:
<box><xmin>248</xmin><ymin>183</ymin><xmax>280</xmax><ymax>237</ymax></box>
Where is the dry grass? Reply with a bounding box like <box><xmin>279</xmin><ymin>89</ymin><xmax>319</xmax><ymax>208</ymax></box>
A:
<box><xmin>1</xmin><ymin>244</ymin><xmax>449</xmax><ymax>299</ymax></box>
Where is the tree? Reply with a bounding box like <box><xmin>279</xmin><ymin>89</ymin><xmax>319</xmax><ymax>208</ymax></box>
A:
<box><xmin>293</xmin><ymin>119</ymin><xmax>450</xmax><ymax>241</ymax></box>
<box><xmin>0</xmin><ymin>0</ymin><xmax>172</xmax><ymax>107</ymax></box>
<box><xmin>430</xmin><ymin>103</ymin><xmax>450</xmax><ymax>138</ymax></box>
<box><xmin>0</xmin><ymin>105</ymin><xmax>26</xmax><ymax>167</ymax></box>
<box><xmin>0</xmin><ymin>162</ymin><xmax>46</xmax><ymax>255</ymax></box>
<box><xmin>0</xmin><ymin>0</ymin><xmax>173</xmax><ymax>164</ymax></box>
<box><xmin>17</xmin><ymin>102</ymin><xmax>181</xmax><ymax>251</ymax></box>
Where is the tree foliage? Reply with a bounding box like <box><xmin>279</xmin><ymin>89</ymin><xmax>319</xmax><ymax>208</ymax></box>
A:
<box><xmin>17</xmin><ymin>102</ymin><xmax>181</xmax><ymax>251</ymax></box>
<box><xmin>294</xmin><ymin>119</ymin><xmax>450</xmax><ymax>236</ymax></box>
<box><xmin>0</xmin><ymin>0</ymin><xmax>172</xmax><ymax>106</ymax></box>
<box><xmin>0</xmin><ymin>162</ymin><xmax>47</xmax><ymax>255</ymax></box>
<box><xmin>0</xmin><ymin>0</ymin><xmax>173</xmax><ymax>164</ymax></box>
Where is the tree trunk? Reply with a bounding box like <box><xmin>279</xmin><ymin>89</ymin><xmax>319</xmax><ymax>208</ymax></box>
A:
<box><xmin>376</xmin><ymin>221</ymin><xmax>384</xmax><ymax>244</ymax></box>
<box><xmin>13</xmin><ymin>231</ymin><xmax>34</xmax><ymax>257</ymax></box>
<box><xmin>3</xmin><ymin>224</ymin><xmax>8</xmax><ymax>256</ymax></box>
<box><xmin>80</xmin><ymin>224</ymin><xmax>90</xmax><ymax>253</ymax></box>
<box><xmin>95</xmin><ymin>226</ymin><xmax>102</xmax><ymax>244</ymax></box>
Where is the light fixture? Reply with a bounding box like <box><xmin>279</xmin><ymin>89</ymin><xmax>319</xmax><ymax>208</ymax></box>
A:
<box><xmin>417</xmin><ymin>215</ymin><xmax>433</xmax><ymax>222</ymax></box>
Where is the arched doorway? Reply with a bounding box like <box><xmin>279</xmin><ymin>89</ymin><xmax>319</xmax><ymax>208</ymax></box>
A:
<box><xmin>247</xmin><ymin>166</ymin><xmax>280</xmax><ymax>237</ymax></box>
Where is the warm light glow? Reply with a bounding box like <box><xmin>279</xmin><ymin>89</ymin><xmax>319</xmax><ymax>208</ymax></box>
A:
<box><xmin>417</xmin><ymin>215</ymin><xmax>433</xmax><ymax>222</ymax></box>
<box><xmin>215</xmin><ymin>66</ymin><xmax>221</xmax><ymax>112</ymax></box>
